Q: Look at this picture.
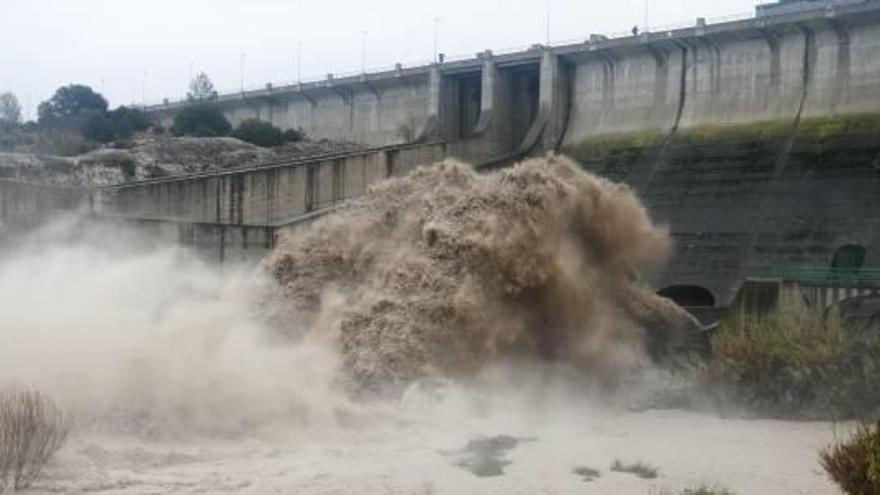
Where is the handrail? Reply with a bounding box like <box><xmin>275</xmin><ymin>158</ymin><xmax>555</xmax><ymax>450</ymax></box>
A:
<box><xmin>95</xmin><ymin>141</ymin><xmax>445</xmax><ymax>190</ymax></box>
<box><xmin>142</xmin><ymin>9</ymin><xmax>764</xmax><ymax>109</ymax></box>
<box><xmin>754</xmin><ymin>266</ymin><xmax>880</xmax><ymax>284</ymax></box>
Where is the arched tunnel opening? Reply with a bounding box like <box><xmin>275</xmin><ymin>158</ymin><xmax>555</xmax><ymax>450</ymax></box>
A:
<box><xmin>658</xmin><ymin>285</ymin><xmax>716</xmax><ymax>308</ymax></box>
<box><xmin>831</xmin><ymin>244</ymin><xmax>867</xmax><ymax>270</ymax></box>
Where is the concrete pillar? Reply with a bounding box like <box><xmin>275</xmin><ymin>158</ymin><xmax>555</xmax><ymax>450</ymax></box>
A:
<box><xmin>416</xmin><ymin>64</ymin><xmax>442</xmax><ymax>141</ymax></box>
<box><xmin>539</xmin><ymin>49</ymin><xmax>568</xmax><ymax>151</ymax></box>
<box><xmin>473</xmin><ymin>51</ymin><xmax>497</xmax><ymax>134</ymax></box>
<box><xmin>518</xmin><ymin>49</ymin><xmax>570</xmax><ymax>153</ymax></box>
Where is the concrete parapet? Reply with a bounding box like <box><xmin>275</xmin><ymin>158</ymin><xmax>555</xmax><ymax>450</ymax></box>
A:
<box><xmin>94</xmin><ymin>143</ymin><xmax>448</xmax><ymax>227</ymax></box>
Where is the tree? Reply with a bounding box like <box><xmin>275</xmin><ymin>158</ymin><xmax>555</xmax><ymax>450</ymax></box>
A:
<box><xmin>0</xmin><ymin>93</ymin><xmax>22</xmax><ymax>127</ymax></box>
<box><xmin>108</xmin><ymin>106</ymin><xmax>152</xmax><ymax>136</ymax></box>
<box><xmin>38</xmin><ymin>84</ymin><xmax>108</xmax><ymax>128</ymax></box>
<box><xmin>171</xmin><ymin>73</ymin><xmax>229</xmax><ymax>137</ymax></box>
<box><xmin>232</xmin><ymin>119</ymin><xmax>284</xmax><ymax>147</ymax></box>
<box><xmin>188</xmin><ymin>72</ymin><xmax>218</xmax><ymax>102</ymax></box>
<box><xmin>80</xmin><ymin>113</ymin><xmax>116</xmax><ymax>143</ymax></box>
<box><xmin>170</xmin><ymin>104</ymin><xmax>231</xmax><ymax>137</ymax></box>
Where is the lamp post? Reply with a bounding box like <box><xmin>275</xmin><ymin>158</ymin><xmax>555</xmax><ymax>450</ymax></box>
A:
<box><xmin>239</xmin><ymin>52</ymin><xmax>246</xmax><ymax>93</ymax></box>
<box><xmin>361</xmin><ymin>30</ymin><xmax>368</xmax><ymax>73</ymax></box>
<box><xmin>297</xmin><ymin>42</ymin><xmax>303</xmax><ymax>82</ymax></box>
<box><xmin>142</xmin><ymin>71</ymin><xmax>148</xmax><ymax>108</ymax></box>
<box><xmin>433</xmin><ymin>17</ymin><xmax>440</xmax><ymax>63</ymax></box>
<box><xmin>545</xmin><ymin>0</ymin><xmax>551</xmax><ymax>44</ymax></box>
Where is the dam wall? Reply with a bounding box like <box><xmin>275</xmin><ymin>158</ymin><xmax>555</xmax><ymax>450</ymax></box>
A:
<box><xmin>0</xmin><ymin>180</ymin><xmax>87</xmax><ymax>246</ymax></box>
<box><xmin>57</xmin><ymin>1</ymin><xmax>880</xmax><ymax>303</ymax></box>
<box><xmin>147</xmin><ymin>2</ymin><xmax>880</xmax><ymax>162</ymax></box>
<box><xmin>567</xmin><ymin>113</ymin><xmax>880</xmax><ymax>306</ymax></box>
<box><xmin>93</xmin><ymin>143</ymin><xmax>447</xmax><ymax>226</ymax></box>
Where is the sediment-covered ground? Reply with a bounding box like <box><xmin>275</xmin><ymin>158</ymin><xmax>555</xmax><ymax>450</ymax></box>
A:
<box><xmin>39</xmin><ymin>395</ymin><xmax>842</xmax><ymax>495</ymax></box>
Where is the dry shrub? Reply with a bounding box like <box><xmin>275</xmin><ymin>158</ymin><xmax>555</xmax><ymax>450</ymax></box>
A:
<box><xmin>35</xmin><ymin>129</ymin><xmax>95</xmax><ymax>157</ymax></box>
<box><xmin>712</xmin><ymin>302</ymin><xmax>844</xmax><ymax>375</ymax></box>
<box><xmin>821</xmin><ymin>422</ymin><xmax>880</xmax><ymax>494</ymax></box>
<box><xmin>700</xmin><ymin>299</ymin><xmax>880</xmax><ymax>419</ymax></box>
<box><xmin>0</xmin><ymin>388</ymin><xmax>71</xmax><ymax>492</ymax></box>
<box><xmin>609</xmin><ymin>459</ymin><xmax>659</xmax><ymax>479</ymax></box>
<box><xmin>680</xmin><ymin>486</ymin><xmax>735</xmax><ymax>495</ymax></box>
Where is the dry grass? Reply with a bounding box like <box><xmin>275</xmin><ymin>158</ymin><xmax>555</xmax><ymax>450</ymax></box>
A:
<box><xmin>0</xmin><ymin>388</ymin><xmax>71</xmax><ymax>492</ymax></box>
<box><xmin>820</xmin><ymin>421</ymin><xmax>880</xmax><ymax>494</ymax></box>
<box><xmin>712</xmin><ymin>303</ymin><xmax>844</xmax><ymax>372</ymax></box>
<box><xmin>679</xmin><ymin>486</ymin><xmax>736</xmax><ymax>495</ymax></box>
<box><xmin>699</xmin><ymin>300</ymin><xmax>880</xmax><ymax>419</ymax></box>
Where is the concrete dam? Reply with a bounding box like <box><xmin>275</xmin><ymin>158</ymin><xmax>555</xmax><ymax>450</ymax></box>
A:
<box><xmin>5</xmin><ymin>0</ymin><xmax>880</xmax><ymax>310</ymax></box>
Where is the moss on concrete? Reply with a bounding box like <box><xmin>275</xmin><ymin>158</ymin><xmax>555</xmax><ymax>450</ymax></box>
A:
<box><xmin>563</xmin><ymin>112</ymin><xmax>880</xmax><ymax>170</ymax></box>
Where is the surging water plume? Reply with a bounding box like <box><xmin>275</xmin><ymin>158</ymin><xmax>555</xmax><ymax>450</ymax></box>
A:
<box><xmin>0</xmin><ymin>222</ymin><xmax>355</xmax><ymax>437</ymax></box>
<box><xmin>265</xmin><ymin>156</ymin><xmax>700</xmax><ymax>389</ymax></box>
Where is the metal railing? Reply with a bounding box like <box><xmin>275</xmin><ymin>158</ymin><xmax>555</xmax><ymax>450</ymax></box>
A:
<box><xmin>141</xmin><ymin>9</ymin><xmax>760</xmax><ymax>109</ymax></box>
<box><xmin>754</xmin><ymin>266</ymin><xmax>880</xmax><ymax>284</ymax></box>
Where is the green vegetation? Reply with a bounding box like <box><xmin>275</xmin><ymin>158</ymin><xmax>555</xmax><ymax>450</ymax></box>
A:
<box><xmin>170</xmin><ymin>73</ymin><xmax>231</xmax><ymax>138</ymax></box>
<box><xmin>565</xmin><ymin>129</ymin><xmax>664</xmax><ymax>157</ymax></box>
<box><xmin>0</xmin><ymin>92</ymin><xmax>22</xmax><ymax>130</ymax></box>
<box><xmin>821</xmin><ymin>422</ymin><xmax>880</xmax><ymax>495</ymax></box>
<box><xmin>170</xmin><ymin>103</ymin><xmax>231</xmax><ymax>137</ymax></box>
<box><xmin>799</xmin><ymin>112</ymin><xmax>880</xmax><ymax>140</ymax></box>
<box><xmin>677</xmin><ymin>120</ymin><xmax>792</xmax><ymax>143</ymax></box>
<box><xmin>232</xmin><ymin>119</ymin><xmax>284</xmax><ymax>147</ymax></box>
<box><xmin>37</xmin><ymin>84</ymin><xmax>108</xmax><ymax>128</ymax></box>
<box><xmin>282</xmin><ymin>128</ymin><xmax>304</xmax><ymax>143</ymax></box>
<box><xmin>80</xmin><ymin>106</ymin><xmax>152</xmax><ymax>144</ymax></box>
<box><xmin>701</xmin><ymin>300</ymin><xmax>880</xmax><ymax>419</ymax></box>
<box><xmin>187</xmin><ymin>71</ymin><xmax>218</xmax><ymax>101</ymax></box>
<box><xmin>230</xmin><ymin>120</ymin><xmax>305</xmax><ymax>147</ymax></box>
<box><xmin>0</xmin><ymin>85</ymin><xmax>155</xmax><ymax>154</ymax></box>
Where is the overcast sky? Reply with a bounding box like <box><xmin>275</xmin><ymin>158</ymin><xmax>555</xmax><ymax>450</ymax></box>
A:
<box><xmin>2</xmin><ymin>0</ymin><xmax>759</xmax><ymax>120</ymax></box>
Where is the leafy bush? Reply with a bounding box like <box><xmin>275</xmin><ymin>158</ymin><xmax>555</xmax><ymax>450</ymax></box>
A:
<box><xmin>821</xmin><ymin>422</ymin><xmax>880</xmax><ymax>494</ymax></box>
<box><xmin>701</xmin><ymin>301</ymin><xmax>880</xmax><ymax>419</ymax></box>
<box><xmin>0</xmin><ymin>388</ymin><xmax>71</xmax><ymax>492</ymax></box>
<box><xmin>232</xmin><ymin>119</ymin><xmax>284</xmax><ymax>147</ymax></box>
<box><xmin>170</xmin><ymin>103</ymin><xmax>231</xmax><ymax>137</ymax></box>
<box><xmin>80</xmin><ymin>106</ymin><xmax>152</xmax><ymax>144</ymax></box>
<box><xmin>282</xmin><ymin>128</ymin><xmax>304</xmax><ymax>143</ymax></box>
<box><xmin>80</xmin><ymin>112</ymin><xmax>116</xmax><ymax>143</ymax></box>
<box><xmin>107</xmin><ymin>106</ymin><xmax>152</xmax><ymax>137</ymax></box>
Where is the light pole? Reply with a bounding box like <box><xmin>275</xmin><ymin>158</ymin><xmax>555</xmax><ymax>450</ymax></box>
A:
<box><xmin>141</xmin><ymin>71</ymin><xmax>148</xmax><ymax>108</ymax></box>
<box><xmin>545</xmin><ymin>0</ymin><xmax>551</xmax><ymax>44</ymax></box>
<box><xmin>433</xmin><ymin>17</ymin><xmax>440</xmax><ymax>63</ymax></box>
<box><xmin>644</xmin><ymin>0</ymin><xmax>650</xmax><ymax>32</ymax></box>
<box><xmin>361</xmin><ymin>30</ymin><xmax>368</xmax><ymax>73</ymax></box>
<box><xmin>239</xmin><ymin>52</ymin><xmax>246</xmax><ymax>93</ymax></box>
<box><xmin>296</xmin><ymin>42</ymin><xmax>303</xmax><ymax>82</ymax></box>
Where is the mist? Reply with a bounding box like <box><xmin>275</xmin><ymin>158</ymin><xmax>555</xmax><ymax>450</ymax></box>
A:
<box><xmin>0</xmin><ymin>161</ymin><xmax>844</xmax><ymax>493</ymax></box>
<box><xmin>0</xmin><ymin>219</ymin><xmax>353</xmax><ymax>438</ymax></box>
